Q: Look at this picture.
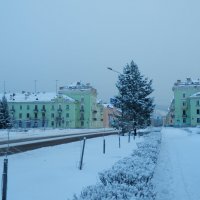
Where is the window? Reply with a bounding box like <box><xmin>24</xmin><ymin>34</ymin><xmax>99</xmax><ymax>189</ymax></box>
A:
<box><xmin>183</xmin><ymin>118</ymin><xmax>186</xmax><ymax>123</ymax></box>
<box><xmin>197</xmin><ymin>100</ymin><xmax>200</xmax><ymax>106</ymax></box>
<box><xmin>51</xmin><ymin>121</ymin><xmax>54</xmax><ymax>126</ymax></box>
<box><xmin>27</xmin><ymin>105</ymin><xmax>30</xmax><ymax>110</ymax></box>
<box><xmin>20</xmin><ymin>105</ymin><xmax>22</xmax><ymax>110</ymax></box>
<box><xmin>183</xmin><ymin>110</ymin><xmax>186</xmax><ymax>116</ymax></box>
<box><xmin>66</xmin><ymin>105</ymin><xmax>69</xmax><ymax>110</ymax></box>
<box><xmin>34</xmin><ymin>121</ymin><xmax>38</xmax><ymax>128</ymax></box>
<box><xmin>197</xmin><ymin>109</ymin><xmax>200</xmax><ymax>115</ymax></box>
<box><xmin>34</xmin><ymin>105</ymin><xmax>38</xmax><ymax>110</ymax></box>
<box><xmin>197</xmin><ymin>118</ymin><xmax>200</xmax><ymax>123</ymax></box>
<box><xmin>51</xmin><ymin>105</ymin><xmax>54</xmax><ymax>110</ymax></box>
<box><xmin>66</xmin><ymin>113</ymin><xmax>69</xmax><ymax>118</ymax></box>
<box><xmin>19</xmin><ymin>120</ymin><xmax>22</xmax><ymax>128</ymax></box>
<box><xmin>42</xmin><ymin>105</ymin><xmax>45</xmax><ymax>109</ymax></box>
<box><xmin>183</xmin><ymin>93</ymin><xmax>186</xmax><ymax>98</ymax></box>
<box><xmin>51</xmin><ymin>113</ymin><xmax>54</xmax><ymax>118</ymax></box>
<box><xmin>27</xmin><ymin>113</ymin><xmax>30</xmax><ymax>118</ymax></box>
<box><xmin>34</xmin><ymin>113</ymin><xmax>38</xmax><ymax>119</ymax></box>
<box><xmin>42</xmin><ymin>121</ymin><xmax>45</xmax><ymax>127</ymax></box>
<box><xmin>183</xmin><ymin>101</ymin><xmax>186</xmax><ymax>106</ymax></box>
<box><xmin>19</xmin><ymin>113</ymin><xmax>22</xmax><ymax>119</ymax></box>
<box><xmin>42</xmin><ymin>113</ymin><xmax>45</xmax><ymax>118</ymax></box>
<box><xmin>26</xmin><ymin>121</ymin><xmax>31</xmax><ymax>128</ymax></box>
<box><xmin>81</xmin><ymin>121</ymin><xmax>84</xmax><ymax>126</ymax></box>
<box><xmin>81</xmin><ymin>97</ymin><xmax>84</xmax><ymax>103</ymax></box>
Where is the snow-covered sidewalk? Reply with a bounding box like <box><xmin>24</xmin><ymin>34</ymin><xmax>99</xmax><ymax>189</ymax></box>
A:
<box><xmin>153</xmin><ymin>127</ymin><xmax>200</xmax><ymax>200</ymax></box>
<box><xmin>0</xmin><ymin>134</ymin><xmax>141</xmax><ymax>200</ymax></box>
<box><xmin>0</xmin><ymin>128</ymin><xmax>114</xmax><ymax>141</ymax></box>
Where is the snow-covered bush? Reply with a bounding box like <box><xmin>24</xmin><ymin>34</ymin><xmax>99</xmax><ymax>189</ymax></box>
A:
<box><xmin>72</xmin><ymin>132</ymin><xmax>161</xmax><ymax>200</ymax></box>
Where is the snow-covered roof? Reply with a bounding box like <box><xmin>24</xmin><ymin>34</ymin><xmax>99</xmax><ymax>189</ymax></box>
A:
<box><xmin>103</xmin><ymin>103</ymin><xmax>114</xmax><ymax>109</ymax></box>
<box><xmin>59</xmin><ymin>81</ymin><xmax>93</xmax><ymax>90</ymax></box>
<box><xmin>190</xmin><ymin>92</ymin><xmax>200</xmax><ymax>98</ymax></box>
<box><xmin>174</xmin><ymin>78</ymin><xmax>200</xmax><ymax>87</ymax></box>
<box><xmin>0</xmin><ymin>92</ymin><xmax>75</xmax><ymax>103</ymax></box>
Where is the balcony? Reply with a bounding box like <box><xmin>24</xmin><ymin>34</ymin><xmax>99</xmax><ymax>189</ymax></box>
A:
<box><xmin>80</xmin><ymin>115</ymin><xmax>84</xmax><ymax>121</ymax></box>
<box><xmin>57</xmin><ymin>108</ymin><xmax>62</xmax><ymax>113</ymax></box>
<box><xmin>41</xmin><ymin>108</ymin><xmax>46</xmax><ymax>113</ymax></box>
<box><xmin>182</xmin><ymin>114</ymin><xmax>187</xmax><ymax>118</ymax></box>
<box><xmin>10</xmin><ymin>108</ymin><xmax>15</xmax><ymax>113</ymax></box>
<box><xmin>34</xmin><ymin>108</ymin><xmax>38</xmax><ymax>113</ymax></box>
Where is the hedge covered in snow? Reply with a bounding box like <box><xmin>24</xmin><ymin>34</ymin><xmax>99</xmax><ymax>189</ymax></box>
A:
<box><xmin>72</xmin><ymin>132</ymin><xmax>161</xmax><ymax>200</ymax></box>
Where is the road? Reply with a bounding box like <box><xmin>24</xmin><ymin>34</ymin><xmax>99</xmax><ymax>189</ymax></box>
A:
<box><xmin>153</xmin><ymin>127</ymin><xmax>200</xmax><ymax>200</ymax></box>
<box><xmin>0</xmin><ymin>130</ymin><xmax>118</xmax><ymax>156</ymax></box>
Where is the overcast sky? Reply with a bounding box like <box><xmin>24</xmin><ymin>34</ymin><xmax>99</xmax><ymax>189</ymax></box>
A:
<box><xmin>0</xmin><ymin>0</ymin><xmax>200</xmax><ymax>106</ymax></box>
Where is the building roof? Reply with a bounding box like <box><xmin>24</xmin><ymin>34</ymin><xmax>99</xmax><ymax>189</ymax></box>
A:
<box><xmin>190</xmin><ymin>92</ymin><xmax>200</xmax><ymax>98</ymax></box>
<box><xmin>0</xmin><ymin>92</ymin><xmax>75</xmax><ymax>103</ymax></box>
<box><xmin>103</xmin><ymin>103</ymin><xmax>114</xmax><ymax>108</ymax></box>
<box><xmin>174</xmin><ymin>78</ymin><xmax>200</xmax><ymax>87</ymax></box>
<box><xmin>59</xmin><ymin>81</ymin><xmax>94</xmax><ymax>91</ymax></box>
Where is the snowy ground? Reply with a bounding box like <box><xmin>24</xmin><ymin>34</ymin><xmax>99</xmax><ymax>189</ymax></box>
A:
<box><xmin>0</xmin><ymin>128</ymin><xmax>113</xmax><ymax>141</ymax></box>
<box><xmin>0</xmin><ymin>134</ymin><xmax>141</xmax><ymax>200</ymax></box>
<box><xmin>153</xmin><ymin>127</ymin><xmax>200</xmax><ymax>200</ymax></box>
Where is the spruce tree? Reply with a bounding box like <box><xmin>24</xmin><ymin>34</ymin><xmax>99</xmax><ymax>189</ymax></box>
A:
<box><xmin>1</xmin><ymin>96</ymin><xmax>11</xmax><ymax>129</ymax></box>
<box><xmin>0</xmin><ymin>100</ymin><xmax>4</xmax><ymax>129</ymax></box>
<box><xmin>112</xmin><ymin>61</ymin><xmax>154</xmax><ymax>131</ymax></box>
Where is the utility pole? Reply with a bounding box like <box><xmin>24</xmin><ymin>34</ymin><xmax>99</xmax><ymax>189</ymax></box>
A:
<box><xmin>3</xmin><ymin>80</ymin><xmax>6</xmax><ymax>95</ymax></box>
<box><xmin>56</xmin><ymin>80</ymin><xmax>58</xmax><ymax>94</ymax></box>
<box><xmin>34</xmin><ymin>80</ymin><xmax>37</xmax><ymax>93</ymax></box>
<box><xmin>2</xmin><ymin>129</ymin><xmax>10</xmax><ymax>200</ymax></box>
<box><xmin>107</xmin><ymin>67</ymin><xmax>125</xmax><ymax>135</ymax></box>
<box><xmin>2</xmin><ymin>158</ymin><xmax>8</xmax><ymax>200</ymax></box>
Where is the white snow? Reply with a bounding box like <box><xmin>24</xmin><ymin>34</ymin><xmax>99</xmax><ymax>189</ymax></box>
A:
<box><xmin>0</xmin><ymin>134</ymin><xmax>140</xmax><ymax>200</ymax></box>
<box><xmin>0</xmin><ymin>128</ymin><xmax>114</xmax><ymax>142</ymax></box>
<box><xmin>153</xmin><ymin>127</ymin><xmax>200</xmax><ymax>200</ymax></box>
<box><xmin>0</xmin><ymin>92</ymin><xmax>75</xmax><ymax>102</ymax></box>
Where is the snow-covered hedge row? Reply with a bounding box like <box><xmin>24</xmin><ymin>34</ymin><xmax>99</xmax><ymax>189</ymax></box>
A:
<box><xmin>72</xmin><ymin>132</ymin><xmax>161</xmax><ymax>200</ymax></box>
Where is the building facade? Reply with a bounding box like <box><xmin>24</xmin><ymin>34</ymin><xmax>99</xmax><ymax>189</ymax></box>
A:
<box><xmin>4</xmin><ymin>92</ymin><xmax>77</xmax><ymax>129</ymax></box>
<box><xmin>59</xmin><ymin>82</ymin><xmax>104</xmax><ymax>128</ymax></box>
<box><xmin>166</xmin><ymin>78</ymin><xmax>200</xmax><ymax>127</ymax></box>
<box><xmin>2</xmin><ymin>82</ymin><xmax>105</xmax><ymax>129</ymax></box>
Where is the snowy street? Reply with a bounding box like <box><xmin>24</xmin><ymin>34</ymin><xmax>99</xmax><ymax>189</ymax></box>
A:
<box><xmin>153</xmin><ymin>127</ymin><xmax>200</xmax><ymax>200</ymax></box>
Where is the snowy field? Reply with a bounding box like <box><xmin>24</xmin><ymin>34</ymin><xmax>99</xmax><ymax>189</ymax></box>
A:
<box><xmin>0</xmin><ymin>134</ymin><xmax>141</xmax><ymax>200</ymax></box>
<box><xmin>0</xmin><ymin>128</ymin><xmax>114</xmax><ymax>141</ymax></box>
<box><xmin>153</xmin><ymin>127</ymin><xmax>200</xmax><ymax>200</ymax></box>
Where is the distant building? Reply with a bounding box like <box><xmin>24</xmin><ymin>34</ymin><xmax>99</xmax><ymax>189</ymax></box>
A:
<box><xmin>59</xmin><ymin>82</ymin><xmax>103</xmax><ymax>128</ymax></box>
<box><xmin>166</xmin><ymin>78</ymin><xmax>200</xmax><ymax>127</ymax></box>
<box><xmin>1</xmin><ymin>82</ymin><xmax>105</xmax><ymax>129</ymax></box>
<box><xmin>102</xmin><ymin>104</ymin><xmax>121</xmax><ymax>128</ymax></box>
<box><xmin>2</xmin><ymin>92</ymin><xmax>77</xmax><ymax>129</ymax></box>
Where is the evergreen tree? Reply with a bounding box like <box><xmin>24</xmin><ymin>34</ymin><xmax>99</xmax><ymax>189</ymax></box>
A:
<box><xmin>112</xmin><ymin>61</ymin><xmax>154</xmax><ymax>131</ymax></box>
<box><xmin>0</xmin><ymin>96</ymin><xmax>11</xmax><ymax>129</ymax></box>
<box><xmin>0</xmin><ymin>100</ymin><xmax>4</xmax><ymax>129</ymax></box>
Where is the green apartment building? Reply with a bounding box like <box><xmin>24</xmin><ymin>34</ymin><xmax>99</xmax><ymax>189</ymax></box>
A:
<box><xmin>3</xmin><ymin>92</ymin><xmax>77</xmax><ymax>129</ymax></box>
<box><xmin>2</xmin><ymin>82</ymin><xmax>104</xmax><ymax>129</ymax></box>
<box><xmin>59</xmin><ymin>82</ymin><xmax>104</xmax><ymax>128</ymax></box>
<box><xmin>167</xmin><ymin>78</ymin><xmax>200</xmax><ymax>127</ymax></box>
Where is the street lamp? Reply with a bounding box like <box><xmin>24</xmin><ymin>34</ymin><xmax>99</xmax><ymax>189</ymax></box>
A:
<box><xmin>107</xmin><ymin>67</ymin><xmax>121</xmax><ymax>74</ymax></box>
<box><xmin>106</xmin><ymin>67</ymin><xmax>126</xmax><ymax>135</ymax></box>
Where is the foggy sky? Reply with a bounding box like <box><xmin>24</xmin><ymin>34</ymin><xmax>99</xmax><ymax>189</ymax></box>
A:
<box><xmin>0</xmin><ymin>0</ymin><xmax>200</xmax><ymax>106</ymax></box>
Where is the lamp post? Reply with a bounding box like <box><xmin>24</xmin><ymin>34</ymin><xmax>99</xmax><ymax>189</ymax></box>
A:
<box><xmin>107</xmin><ymin>67</ymin><xmax>126</xmax><ymax>135</ymax></box>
